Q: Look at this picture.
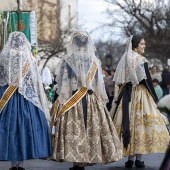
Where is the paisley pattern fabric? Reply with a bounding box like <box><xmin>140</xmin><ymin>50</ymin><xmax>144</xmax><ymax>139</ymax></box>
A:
<box><xmin>53</xmin><ymin>93</ymin><xmax>122</xmax><ymax>163</ymax></box>
<box><xmin>113</xmin><ymin>84</ymin><xmax>169</xmax><ymax>156</ymax></box>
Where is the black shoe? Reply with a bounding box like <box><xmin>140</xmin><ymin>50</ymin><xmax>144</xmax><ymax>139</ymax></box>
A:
<box><xmin>18</xmin><ymin>167</ymin><xmax>25</xmax><ymax>170</ymax></box>
<box><xmin>135</xmin><ymin>160</ymin><xmax>145</xmax><ymax>168</ymax></box>
<box><xmin>69</xmin><ymin>165</ymin><xmax>79</xmax><ymax>170</ymax></box>
<box><xmin>69</xmin><ymin>165</ymin><xmax>84</xmax><ymax>170</ymax></box>
<box><xmin>125</xmin><ymin>160</ymin><xmax>134</xmax><ymax>168</ymax></box>
<box><xmin>78</xmin><ymin>167</ymin><xmax>85</xmax><ymax>170</ymax></box>
<box><xmin>9</xmin><ymin>167</ymin><xmax>17</xmax><ymax>170</ymax></box>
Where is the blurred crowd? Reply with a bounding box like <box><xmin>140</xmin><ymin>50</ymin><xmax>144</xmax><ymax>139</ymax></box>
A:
<box><xmin>150</xmin><ymin>65</ymin><xmax>170</xmax><ymax>100</ymax></box>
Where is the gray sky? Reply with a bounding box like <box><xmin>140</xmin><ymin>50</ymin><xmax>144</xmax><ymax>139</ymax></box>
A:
<box><xmin>78</xmin><ymin>0</ymin><xmax>158</xmax><ymax>41</ymax></box>
<box><xmin>78</xmin><ymin>0</ymin><xmax>110</xmax><ymax>40</ymax></box>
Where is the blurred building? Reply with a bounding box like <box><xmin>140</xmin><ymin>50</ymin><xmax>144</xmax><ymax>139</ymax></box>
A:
<box><xmin>0</xmin><ymin>0</ymin><xmax>78</xmax><ymax>43</ymax></box>
<box><xmin>0</xmin><ymin>0</ymin><xmax>78</xmax><ymax>72</ymax></box>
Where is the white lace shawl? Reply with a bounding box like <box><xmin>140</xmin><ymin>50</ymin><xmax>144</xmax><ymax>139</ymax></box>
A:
<box><xmin>0</xmin><ymin>31</ymin><xmax>50</xmax><ymax>121</ymax></box>
<box><xmin>55</xmin><ymin>31</ymin><xmax>108</xmax><ymax>104</ymax></box>
<box><xmin>113</xmin><ymin>35</ymin><xmax>147</xmax><ymax>87</ymax></box>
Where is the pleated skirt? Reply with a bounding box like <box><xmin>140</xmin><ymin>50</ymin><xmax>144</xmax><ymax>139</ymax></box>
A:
<box><xmin>53</xmin><ymin>93</ymin><xmax>123</xmax><ymax>163</ymax></box>
<box><xmin>112</xmin><ymin>84</ymin><xmax>170</xmax><ymax>156</ymax></box>
<box><xmin>0</xmin><ymin>85</ymin><xmax>52</xmax><ymax>161</ymax></box>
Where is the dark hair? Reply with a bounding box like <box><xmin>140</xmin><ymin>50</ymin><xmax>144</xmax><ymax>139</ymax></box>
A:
<box><xmin>152</xmin><ymin>79</ymin><xmax>159</xmax><ymax>83</ymax></box>
<box><xmin>105</xmin><ymin>69</ymin><xmax>111</xmax><ymax>76</ymax></box>
<box><xmin>151</xmin><ymin>65</ymin><xmax>159</xmax><ymax>73</ymax></box>
<box><xmin>132</xmin><ymin>34</ymin><xmax>144</xmax><ymax>49</ymax></box>
<box><xmin>111</xmin><ymin>69</ymin><xmax>116</xmax><ymax>72</ymax></box>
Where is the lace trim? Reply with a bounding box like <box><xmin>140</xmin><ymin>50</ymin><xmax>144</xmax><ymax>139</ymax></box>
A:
<box><xmin>114</xmin><ymin>35</ymin><xmax>147</xmax><ymax>87</ymax></box>
<box><xmin>0</xmin><ymin>32</ymin><xmax>50</xmax><ymax>121</ymax></box>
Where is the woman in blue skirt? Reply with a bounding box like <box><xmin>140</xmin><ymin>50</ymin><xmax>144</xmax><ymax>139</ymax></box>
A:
<box><xmin>0</xmin><ymin>32</ymin><xmax>52</xmax><ymax>170</ymax></box>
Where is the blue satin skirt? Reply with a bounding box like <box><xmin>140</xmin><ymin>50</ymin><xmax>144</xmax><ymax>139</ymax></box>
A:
<box><xmin>0</xmin><ymin>85</ymin><xmax>52</xmax><ymax>161</ymax></box>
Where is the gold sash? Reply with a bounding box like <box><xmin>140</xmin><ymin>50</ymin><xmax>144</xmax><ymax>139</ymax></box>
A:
<box><xmin>0</xmin><ymin>59</ymin><xmax>30</xmax><ymax>113</ymax></box>
<box><xmin>52</xmin><ymin>60</ymin><xmax>98</xmax><ymax>124</ymax></box>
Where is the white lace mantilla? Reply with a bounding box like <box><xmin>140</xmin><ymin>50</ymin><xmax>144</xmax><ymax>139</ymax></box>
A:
<box><xmin>113</xmin><ymin>36</ymin><xmax>147</xmax><ymax>87</ymax></box>
<box><xmin>55</xmin><ymin>31</ymin><xmax>108</xmax><ymax>104</ymax></box>
<box><xmin>0</xmin><ymin>31</ymin><xmax>50</xmax><ymax>121</ymax></box>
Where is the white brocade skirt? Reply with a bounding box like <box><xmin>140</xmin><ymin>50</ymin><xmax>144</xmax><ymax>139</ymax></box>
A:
<box><xmin>52</xmin><ymin>93</ymin><xmax>123</xmax><ymax>163</ymax></box>
<box><xmin>112</xmin><ymin>84</ymin><xmax>170</xmax><ymax>156</ymax></box>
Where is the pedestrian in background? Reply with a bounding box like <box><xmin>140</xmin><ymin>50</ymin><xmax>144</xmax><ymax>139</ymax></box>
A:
<box><xmin>102</xmin><ymin>68</ymin><xmax>106</xmax><ymax>77</ymax></box>
<box><xmin>150</xmin><ymin>65</ymin><xmax>162</xmax><ymax>83</ymax></box>
<box><xmin>41</xmin><ymin>67</ymin><xmax>54</xmax><ymax>110</ymax></box>
<box><xmin>161</xmin><ymin>65</ymin><xmax>170</xmax><ymax>96</ymax></box>
<box><xmin>152</xmin><ymin>79</ymin><xmax>163</xmax><ymax>101</ymax></box>
<box><xmin>0</xmin><ymin>32</ymin><xmax>52</xmax><ymax>170</ymax></box>
<box><xmin>111</xmin><ymin>68</ymin><xmax>116</xmax><ymax>77</ymax></box>
<box><xmin>110</xmin><ymin>34</ymin><xmax>169</xmax><ymax>169</ymax></box>
<box><xmin>103</xmin><ymin>69</ymin><xmax>115</xmax><ymax>111</ymax></box>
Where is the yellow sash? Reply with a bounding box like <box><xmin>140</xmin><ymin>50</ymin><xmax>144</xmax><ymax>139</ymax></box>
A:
<box><xmin>52</xmin><ymin>60</ymin><xmax>98</xmax><ymax>125</ymax></box>
<box><xmin>50</xmin><ymin>99</ymin><xmax>59</xmax><ymax>128</ymax></box>
<box><xmin>0</xmin><ymin>59</ymin><xmax>30</xmax><ymax>113</ymax></box>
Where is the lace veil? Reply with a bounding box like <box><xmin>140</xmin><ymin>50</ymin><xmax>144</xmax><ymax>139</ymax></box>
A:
<box><xmin>0</xmin><ymin>31</ymin><xmax>50</xmax><ymax>121</ymax></box>
<box><xmin>113</xmin><ymin>35</ymin><xmax>147</xmax><ymax>87</ymax></box>
<box><xmin>55</xmin><ymin>31</ymin><xmax>108</xmax><ymax>104</ymax></box>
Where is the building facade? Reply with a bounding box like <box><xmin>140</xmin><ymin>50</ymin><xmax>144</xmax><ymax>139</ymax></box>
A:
<box><xmin>0</xmin><ymin>0</ymin><xmax>78</xmax><ymax>71</ymax></box>
<box><xmin>0</xmin><ymin>0</ymin><xmax>78</xmax><ymax>42</ymax></box>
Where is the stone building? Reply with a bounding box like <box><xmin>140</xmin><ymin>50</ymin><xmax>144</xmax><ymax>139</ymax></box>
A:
<box><xmin>0</xmin><ymin>0</ymin><xmax>78</xmax><ymax>70</ymax></box>
<box><xmin>0</xmin><ymin>0</ymin><xmax>78</xmax><ymax>39</ymax></box>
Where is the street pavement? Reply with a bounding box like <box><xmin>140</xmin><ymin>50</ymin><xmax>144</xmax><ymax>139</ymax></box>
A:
<box><xmin>0</xmin><ymin>153</ymin><xmax>165</xmax><ymax>170</ymax></box>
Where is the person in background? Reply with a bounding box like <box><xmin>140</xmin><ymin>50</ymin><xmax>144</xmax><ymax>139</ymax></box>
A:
<box><xmin>102</xmin><ymin>68</ymin><xmax>106</xmax><ymax>77</ymax></box>
<box><xmin>111</xmin><ymin>69</ymin><xmax>116</xmax><ymax>78</ymax></box>
<box><xmin>104</xmin><ymin>69</ymin><xmax>115</xmax><ymax>111</ymax></box>
<box><xmin>161</xmin><ymin>65</ymin><xmax>170</xmax><ymax>96</ymax></box>
<box><xmin>110</xmin><ymin>34</ymin><xmax>169</xmax><ymax>169</ymax></box>
<box><xmin>41</xmin><ymin>67</ymin><xmax>54</xmax><ymax>109</ymax></box>
<box><xmin>150</xmin><ymin>65</ymin><xmax>162</xmax><ymax>83</ymax></box>
<box><xmin>0</xmin><ymin>32</ymin><xmax>52</xmax><ymax>170</ymax></box>
<box><xmin>152</xmin><ymin>79</ymin><xmax>163</xmax><ymax>101</ymax></box>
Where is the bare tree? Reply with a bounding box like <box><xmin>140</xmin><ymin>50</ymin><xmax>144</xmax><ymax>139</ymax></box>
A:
<box><xmin>95</xmin><ymin>39</ymin><xmax>125</xmax><ymax>69</ymax></box>
<box><xmin>25</xmin><ymin>0</ymin><xmax>77</xmax><ymax>67</ymax></box>
<box><xmin>103</xmin><ymin>0</ymin><xmax>170</xmax><ymax>63</ymax></box>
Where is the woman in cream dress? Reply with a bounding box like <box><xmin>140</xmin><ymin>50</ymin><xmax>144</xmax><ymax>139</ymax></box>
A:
<box><xmin>110</xmin><ymin>34</ymin><xmax>170</xmax><ymax>169</ymax></box>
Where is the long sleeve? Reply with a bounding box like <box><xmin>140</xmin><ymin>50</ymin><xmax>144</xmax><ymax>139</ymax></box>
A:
<box><xmin>141</xmin><ymin>62</ymin><xmax>159</xmax><ymax>103</ymax></box>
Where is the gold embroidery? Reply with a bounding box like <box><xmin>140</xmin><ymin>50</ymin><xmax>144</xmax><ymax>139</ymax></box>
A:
<box><xmin>114</xmin><ymin>84</ymin><xmax>170</xmax><ymax>156</ymax></box>
<box><xmin>0</xmin><ymin>59</ymin><xmax>30</xmax><ymax>113</ymax></box>
<box><xmin>56</xmin><ymin>87</ymin><xmax>87</xmax><ymax>119</ymax></box>
<box><xmin>52</xmin><ymin>60</ymin><xmax>98</xmax><ymax>123</ymax></box>
<box><xmin>0</xmin><ymin>86</ymin><xmax>17</xmax><ymax>112</ymax></box>
<box><xmin>135</xmin><ymin>101</ymin><xmax>142</xmax><ymax>112</ymax></box>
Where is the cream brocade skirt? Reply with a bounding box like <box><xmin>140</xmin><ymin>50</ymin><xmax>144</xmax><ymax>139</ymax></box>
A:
<box><xmin>52</xmin><ymin>93</ymin><xmax>123</xmax><ymax>163</ymax></box>
<box><xmin>112</xmin><ymin>84</ymin><xmax>170</xmax><ymax>156</ymax></box>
